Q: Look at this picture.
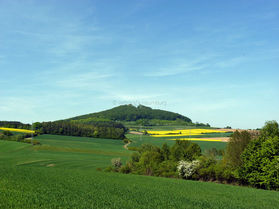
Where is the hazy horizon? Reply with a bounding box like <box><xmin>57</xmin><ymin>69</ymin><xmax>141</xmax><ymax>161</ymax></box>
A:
<box><xmin>1</xmin><ymin>0</ymin><xmax>278</xmax><ymax>129</ymax></box>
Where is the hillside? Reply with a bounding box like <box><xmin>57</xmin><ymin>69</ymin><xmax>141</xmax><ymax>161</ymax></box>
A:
<box><xmin>68</xmin><ymin>104</ymin><xmax>196</xmax><ymax>126</ymax></box>
<box><xmin>1</xmin><ymin>136</ymin><xmax>279</xmax><ymax>209</ymax></box>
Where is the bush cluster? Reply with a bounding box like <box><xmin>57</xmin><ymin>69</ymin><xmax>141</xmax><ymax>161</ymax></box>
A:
<box><xmin>0</xmin><ymin>132</ymin><xmax>40</xmax><ymax>145</ymax></box>
<box><xmin>110</xmin><ymin>120</ymin><xmax>279</xmax><ymax>191</ymax></box>
<box><xmin>238</xmin><ymin>121</ymin><xmax>279</xmax><ymax>190</ymax></box>
<box><xmin>109</xmin><ymin>140</ymin><xmax>201</xmax><ymax>178</ymax></box>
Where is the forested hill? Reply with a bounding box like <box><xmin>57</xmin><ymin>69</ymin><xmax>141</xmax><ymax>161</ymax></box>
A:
<box><xmin>68</xmin><ymin>104</ymin><xmax>192</xmax><ymax>123</ymax></box>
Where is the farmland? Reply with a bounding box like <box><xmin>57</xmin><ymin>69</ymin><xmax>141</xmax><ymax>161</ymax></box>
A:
<box><xmin>0</xmin><ymin>135</ymin><xmax>131</xmax><ymax>169</ymax></box>
<box><xmin>145</xmin><ymin>128</ymin><xmax>233</xmax><ymax>142</ymax></box>
<box><xmin>126</xmin><ymin>133</ymin><xmax>228</xmax><ymax>151</ymax></box>
<box><xmin>147</xmin><ymin>128</ymin><xmax>229</xmax><ymax>136</ymax></box>
<box><xmin>1</xmin><ymin>164</ymin><xmax>279</xmax><ymax>209</ymax></box>
<box><xmin>0</xmin><ymin>127</ymin><xmax>35</xmax><ymax>134</ymax></box>
<box><xmin>1</xmin><ymin>133</ymin><xmax>279</xmax><ymax>208</ymax></box>
<box><xmin>1</xmin><ymin>0</ymin><xmax>279</xmax><ymax>207</ymax></box>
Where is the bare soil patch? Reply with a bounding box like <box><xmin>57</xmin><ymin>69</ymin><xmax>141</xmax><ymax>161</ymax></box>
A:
<box><xmin>129</xmin><ymin>131</ymin><xmax>143</xmax><ymax>135</ymax></box>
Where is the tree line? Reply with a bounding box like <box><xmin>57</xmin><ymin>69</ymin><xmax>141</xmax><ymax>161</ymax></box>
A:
<box><xmin>0</xmin><ymin>121</ymin><xmax>31</xmax><ymax>129</ymax></box>
<box><xmin>33</xmin><ymin>121</ymin><xmax>126</xmax><ymax>139</ymax></box>
<box><xmin>0</xmin><ymin>120</ymin><xmax>127</xmax><ymax>140</ymax></box>
<box><xmin>108</xmin><ymin>121</ymin><xmax>279</xmax><ymax>191</ymax></box>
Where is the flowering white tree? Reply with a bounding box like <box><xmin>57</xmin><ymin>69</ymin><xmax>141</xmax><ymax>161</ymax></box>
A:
<box><xmin>177</xmin><ymin>160</ymin><xmax>200</xmax><ymax>179</ymax></box>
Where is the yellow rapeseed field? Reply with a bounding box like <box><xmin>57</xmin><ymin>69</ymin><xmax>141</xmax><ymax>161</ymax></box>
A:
<box><xmin>169</xmin><ymin>138</ymin><xmax>223</xmax><ymax>142</ymax></box>
<box><xmin>0</xmin><ymin>127</ymin><xmax>35</xmax><ymax>134</ymax></box>
<box><xmin>147</xmin><ymin>129</ymin><xmax>227</xmax><ymax>137</ymax></box>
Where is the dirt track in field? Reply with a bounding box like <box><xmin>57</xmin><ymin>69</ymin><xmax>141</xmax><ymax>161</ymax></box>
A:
<box><xmin>124</xmin><ymin>141</ymin><xmax>131</xmax><ymax>150</ymax></box>
<box><xmin>210</xmin><ymin>137</ymin><xmax>230</xmax><ymax>142</ymax></box>
<box><xmin>129</xmin><ymin>131</ymin><xmax>143</xmax><ymax>135</ymax></box>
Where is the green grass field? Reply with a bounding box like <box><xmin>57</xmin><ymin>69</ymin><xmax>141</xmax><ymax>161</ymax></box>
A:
<box><xmin>0</xmin><ymin>129</ymin><xmax>27</xmax><ymax>135</ymax></box>
<box><xmin>0</xmin><ymin>135</ymin><xmax>131</xmax><ymax>169</ymax></box>
<box><xmin>150</xmin><ymin>132</ymin><xmax>232</xmax><ymax>139</ymax></box>
<box><xmin>1</xmin><ymin>134</ymin><xmax>279</xmax><ymax>208</ymax></box>
<box><xmin>126</xmin><ymin>134</ymin><xmax>228</xmax><ymax>152</ymax></box>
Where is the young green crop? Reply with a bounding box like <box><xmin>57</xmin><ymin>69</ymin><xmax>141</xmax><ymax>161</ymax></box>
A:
<box><xmin>126</xmin><ymin>134</ymin><xmax>227</xmax><ymax>152</ymax></box>
<box><xmin>0</xmin><ymin>165</ymin><xmax>279</xmax><ymax>209</ymax></box>
<box><xmin>0</xmin><ymin>134</ymin><xmax>278</xmax><ymax>209</ymax></box>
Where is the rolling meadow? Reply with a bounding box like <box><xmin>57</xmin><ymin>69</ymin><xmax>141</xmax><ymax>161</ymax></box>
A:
<box><xmin>1</xmin><ymin>0</ymin><xmax>279</xmax><ymax>208</ymax></box>
<box><xmin>1</xmin><ymin>131</ymin><xmax>279</xmax><ymax>208</ymax></box>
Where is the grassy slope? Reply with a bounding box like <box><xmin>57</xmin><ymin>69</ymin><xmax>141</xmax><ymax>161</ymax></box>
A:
<box><xmin>0</xmin><ymin>135</ymin><xmax>278</xmax><ymax>208</ymax></box>
<box><xmin>0</xmin><ymin>135</ymin><xmax>131</xmax><ymax>169</ymax></box>
<box><xmin>1</xmin><ymin>165</ymin><xmax>279</xmax><ymax>209</ymax></box>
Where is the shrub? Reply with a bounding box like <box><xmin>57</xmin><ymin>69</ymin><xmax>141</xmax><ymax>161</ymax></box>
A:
<box><xmin>139</xmin><ymin>151</ymin><xmax>162</xmax><ymax>175</ymax></box>
<box><xmin>15</xmin><ymin>135</ymin><xmax>25</xmax><ymax>142</ymax></box>
<box><xmin>171</xmin><ymin>140</ymin><xmax>201</xmax><ymax>161</ymax></box>
<box><xmin>116</xmin><ymin>141</ymin><xmax>202</xmax><ymax>178</ymax></box>
<box><xmin>225</xmin><ymin>130</ymin><xmax>252</xmax><ymax>168</ymax></box>
<box><xmin>123</xmin><ymin>138</ymin><xmax>130</xmax><ymax>144</ymax></box>
<box><xmin>127</xmin><ymin>147</ymin><xmax>139</xmax><ymax>151</ymax></box>
<box><xmin>238</xmin><ymin>121</ymin><xmax>279</xmax><ymax>190</ymax></box>
<box><xmin>161</xmin><ymin>143</ymin><xmax>170</xmax><ymax>160</ymax></box>
<box><xmin>23</xmin><ymin>138</ymin><xmax>41</xmax><ymax>145</ymax></box>
<box><xmin>177</xmin><ymin>160</ymin><xmax>200</xmax><ymax>179</ymax></box>
<box><xmin>119</xmin><ymin>163</ymin><xmax>132</xmax><ymax>174</ymax></box>
<box><xmin>104</xmin><ymin>166</ymin><xmax>113</xmax><ymax>172</ymax></box>
<box><xmin>131</xmin><ymin>152</ymin><xmax>140</xmax><ymax>162</ymax></box>
<box><xmin>3</xmin><ymin>131</ymin><xmax>13</xmax><ymax>136</ymax></box>
<box><xmin>239</xmin><ymin>135</ymin><xmax>279</xmax><ymax>190</ymax></box>
<box><xmin>111</xmin><ymin>158</ymin><xmax>122</xmax><ymax>169</ymax></box>
<box><xmin>214</xmin><ymin>162</ymin><xmax>235</xmax><ymax>183</ymax></box>
<box><xmin>157</xmin><ymin>160</ymin><xmax>177</xmax><ymax>178</ymax></box>
<box><xmin>260</xmin><ymin>121</ymin><xmax>279</xmax><ymax>138</ymax></box>
<box><xmin>204</xmin><ymin>148</ymin><xmax>224</xmax><ymax>158</ymax></box>
<box><xmin>195</xmin><ymin>156</ymin><xmax>217</xmax><ymax>181</ymax></box>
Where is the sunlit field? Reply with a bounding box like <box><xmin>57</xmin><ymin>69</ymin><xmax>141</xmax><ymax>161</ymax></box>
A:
<box><xmin>148</xmin><ymin>129</ymin><xmax>231</xmax><ymax>137</ymax></box>
<box><xmin>169</xmin><ymin>138</ymin><xmax>223</xmax><ymax>142</ymax></box>
<box><xmin>0</xmin><ymin>127</ymin><xmax>35</xmax><ymax>134</ymax></box>
<box><xmin>1</xmin><ymin>135</ymin><xmax>279</xmax><ymax>209</ymax></box>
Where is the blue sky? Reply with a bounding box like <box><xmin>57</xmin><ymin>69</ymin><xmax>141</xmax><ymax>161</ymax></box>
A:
<box><xmin>0</xmin><ymin>0</ymin><xmax>278</xmax><ymax>129</ymax></box>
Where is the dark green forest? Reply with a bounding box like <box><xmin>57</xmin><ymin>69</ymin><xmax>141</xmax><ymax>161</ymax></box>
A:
<box><xmin>68</xmin><ymin>104</ymin><xmax>202</xmax><ymax>126</ymax></box>
<box><xmin>34</xmin><ymin>121</ymin><xmax>126</xmax><ymax>140</ymax></box>
<box><xmin>0</xmin><ymin>120</ymin><xmax>126</xmax><ymax>140</ymax></box>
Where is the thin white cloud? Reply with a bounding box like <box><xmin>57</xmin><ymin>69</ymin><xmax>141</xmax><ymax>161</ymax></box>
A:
<box><xmin>48</xmin><ymin>34</ymin><xmax>110</xmax><ymax>58</ymax></box>
<box><xmin>214</xmin><ymin>57</ymin><xmax>247</xmax><ymax>68</ymax></box>
<box><xmin>145</xmin><ymin>64</ymin><xmax>206</xmax><ymax>77</ymax></box>
<box><xmin>56</xmin><ymin>71</ymin><xmax>114</xmax><ymax>89</ymax></box>
<box><xmin>36</xmin><ymin>57</ymin><xmax>121</xmax><ymax>90</ymax></box>
<box><xmin>144</xmin><ymin>55</ymin><xmax>215</xmax><ymax>77</ymax></box>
